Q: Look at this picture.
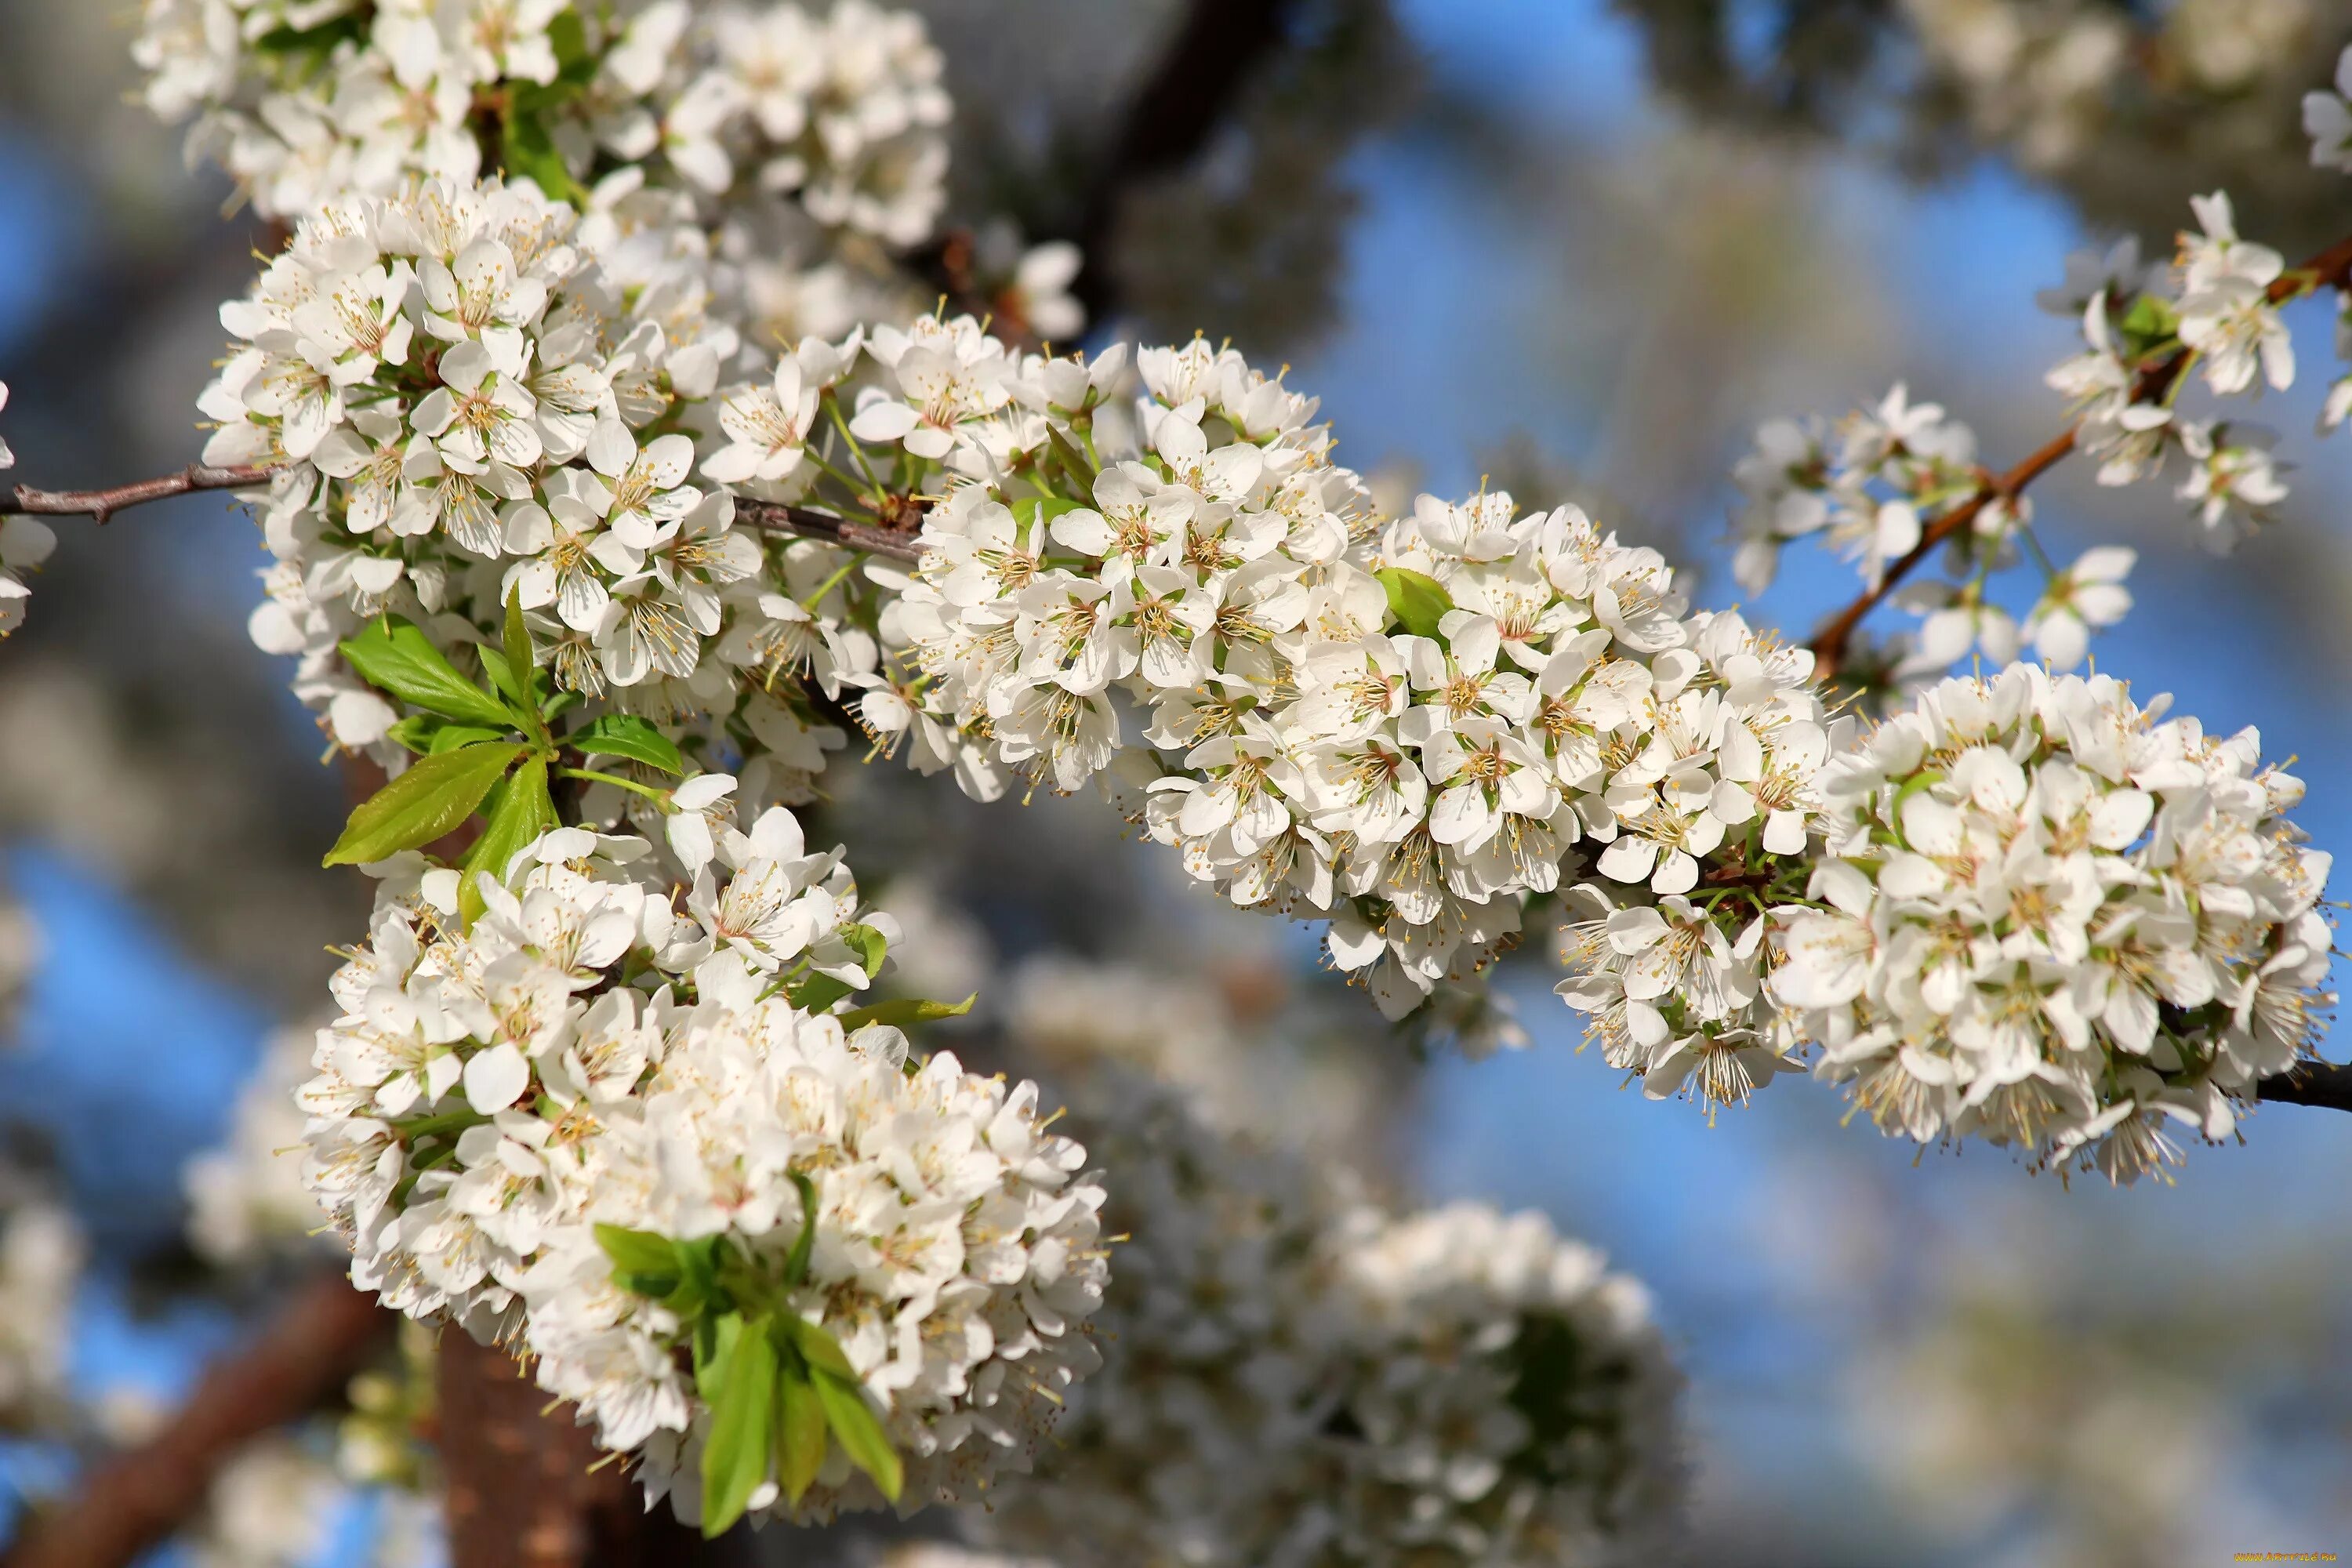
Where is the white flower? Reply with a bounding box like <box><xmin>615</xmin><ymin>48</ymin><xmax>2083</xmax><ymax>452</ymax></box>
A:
<box><xmin>2023</xmin><ymin>546</ymin><xmax>2133</xmax><ymax>670</ymax></box>
<box><xmin>2305</xmin><ymin>47</ymin><xmax>2352</xmax><ymax>171</ymax></box>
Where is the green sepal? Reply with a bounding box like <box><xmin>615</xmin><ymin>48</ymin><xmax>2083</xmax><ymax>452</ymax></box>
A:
<box><xmin>1376</xmin><ymin>567</ymin><xmax>1454</xmax><ymax>641</ymax></box>
<box><xmin>322</xmin><ymin>742</ymin><xmax>526</xmax><ymax>867</ymax></box>
<box><xmin>339</xmin><ymin>616</ymin><xmax>517</xmax><ymax>730</ymax></box>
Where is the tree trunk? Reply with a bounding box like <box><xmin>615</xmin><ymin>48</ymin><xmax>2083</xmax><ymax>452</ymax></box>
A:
<box><xmin>435</xmin><ymin>1330</ymin><xmax>754</xmax><ymax>1568</ymax></box>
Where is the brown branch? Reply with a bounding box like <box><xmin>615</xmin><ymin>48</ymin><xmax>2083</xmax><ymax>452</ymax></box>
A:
<box><xmin>1069</xmin><ymin>0</ymin><xmax>1308</xmax><ymax>321</ymax></box>
<box><xmin>5</xmin><ymin>464</ymin><xmax>278</xmax><ymax>525</ymax></box>
<box><xmin>2256</xmin><ymin>1059</ymin><xmax>2352</xmax><ymax>1115</ymax></box>
<box><xmin>1</xmin><ymin>1269</ymin><xmax>390</xmax><ymax>1568</ymax></box>
<box><xmin>1808</xmin><ymin>227</ymin><xmax>2352</xmax><ymax>681</ymax></box>
<box><xmin>730</xmin><ymin>496</ymin><xmax>923</xmax><ymax>563</ymax></box>
<box><xmin>3</xmin><ymin>463</ymin><xmax>925</xmax><ymax>563</ymax></box>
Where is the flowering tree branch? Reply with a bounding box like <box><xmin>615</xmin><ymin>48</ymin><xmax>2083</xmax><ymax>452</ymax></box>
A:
<box><xmin>5</xmin><ymin>463</ymin><xmax>278</xmax><ymax>526</ymax></box>
<box><xmin>1</xmin><ymin>466</ymin><xmax>923</xmax><ymax>563</ymax></box>
<box><xmin>0</xmin><ymin>1269</ymin><xmax>389</xmax><ymax>1568</ymax></box>
<box><xmin>1809</xmin><ymin>228</ymin><xmax>2352</xmax><ymax>680</ymax></box>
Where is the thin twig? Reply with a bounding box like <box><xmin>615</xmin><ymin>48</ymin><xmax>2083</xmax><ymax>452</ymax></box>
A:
<box><xmin>5</xmin><ymin>463</ymin><xmax>278</xmax><ymax>525</ymax></box>
<box><xmin>2256</xmin><ymin>1059</ymin><xmax>2352</xmax><ymax>1115</ymax></box>
<box><xmin>2</xmin><ymin>463</ymin><xmax>926</xmax><ymax>564</ymax></box>
<box><xmin>1808</xmin><ymin>229</ymin><xmax>2352</xmax><ymax>680</ymax></box>
<box><xmin>0</xmin><ymin>1269</ymin><xmax>390</xmax><ymax>1568</ymax></box>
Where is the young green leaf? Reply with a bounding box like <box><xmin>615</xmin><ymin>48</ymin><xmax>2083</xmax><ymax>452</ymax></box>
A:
<box><xmin>785</xmin><ymin>973</ymin><xmax>856</xmax><ymax>1014</ymax></box>
<box><xmin>837</xmin><ymin>994</ymin><xmax>977</xmax><ymax>1029</ymax></box>
<box><xmin>339</xmin><ymin>617</ymin><xmax>517</xmax><ymax>730</ymax></box>
<box><xmin>1011</xmin><ymin>495</ymin><xmax>1084</xmax><ymax>533</ymax></box>
<box><xmin>499</xmin><ymin>105</ymin><xmax>590</xmax><ymax>208</ymax></box>
<box><xmin>459</xmin><ymin>756</ymin><xmax>558</xmax><ymax>925</ymax></box>
<box><xmin>701</xmin><ymin>1315</ymin><xmax>779</xmax><ymax>1537</ymax></box>
<box><xmin>840</xmin><ymin>923</ymin><xmax>887</xmax><ymax>980</ymax></box>
<box><xmin>493</xmin><ymin>590</ymin><xmax>548</xmax><ymax>743</ymax></box>
<box><xmin>569</xmin><ymin>713</ymin><xmax>688</xmax><ymax>775</ymax></box>
<box><xmin>427</xmin><ymin>724</ymin><xmax>512</xmax><ymax>756</ymax></box>
<box><xmin>777</xmin><ymin>1316</ymin><xmax>858</xmax><ymax>1382</ymax></box>
<box><xmin>1047</xmin><ymin>425</ymin><xmax>1097</xmax><ymax>492</ymax></box>
<box><xmin>774</xmin><ymin>1367</ymin><xmax>827</xmax><ymax>1507</ymax></box>
<box><xmin>321</xmin><ymin>742</ymin><xmax>526</xmax><ymax>867</ymax></box>
<box><xmin>812</xmin><ymin>1369</ymin><xmax>902</xmax><ymax>1502</ymax></box>
<box><xmin>1376</xmin><ymin>567</ymin><xmax>1454</xmax><ymax>641</ymax></box>
<box><xmin>782</xmin><ymin>1171</ymin><xmax>819</xmax><ymax>1287</ymax></box>
<box><xmin>595</xmin><ymin>1224</ymin><xmax>681</xmax><ymax>1279</ymax></box>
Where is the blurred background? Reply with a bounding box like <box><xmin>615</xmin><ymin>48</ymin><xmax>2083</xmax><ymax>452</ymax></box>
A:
<box><xmin>3</xmin><ymin>0</ymin><xmax>2352</xmax><ymax>1563</ymax></box>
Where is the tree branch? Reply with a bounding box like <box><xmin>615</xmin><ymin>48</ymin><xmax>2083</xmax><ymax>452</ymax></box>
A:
<box><xmin>2</xmin><ymin>464</ymin><xmax>925</xmax><ymax>563</ymax></box>
<box><xmin>1808</xmin><ymin>227</ymin><xmax>2352</xmax><ymax>681</ymax></box>
<box><xmin>0</xmin><ymin>1269</ymin><xmax>390</xmax><ymax>1568</ymax></box>
<box><xmin>1069</xmin><ymin>0</ymin><xmax>1308</xmax><ymax>321</ymax></box>
<box><xmin>5</xmin><ymin>464</ymin><xmax>278</xmax><ymax>525</ymax></box>
<box><xmin>2256</xmin><ymin>1059</ymin><xmax>2352</xmax><ymax>1114</ymax></box>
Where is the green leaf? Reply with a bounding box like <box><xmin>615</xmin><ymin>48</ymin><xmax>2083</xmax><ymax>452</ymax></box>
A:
<box><xmin>493</xmin><ymin>591</ymin><xmax>538</xmax><ymax>716</ymax></box>
<box><xmin>428</xmin><ymin>724</ymin><xmax>511</xmax><ymax>756</ymax></box>
<box><xmin>499</xmin><ymin>105</ymin><xmax>590</xmax><ymax>209</ymax></box>
<box><xmin>1376</xmin><ymin>567</ymin><xmax>1454</xmax><ymax>641</ymax></box>
<box><xmin>841</xmin><ymin>923</ymin><xmax>888</xmax><ymax>980</ymax></box>
<box><xmin>700</xmin><ymin>1315</ymin><xmax>779</xmax><ymax>1537</ymax></box>
<box><xmin>812</xmin><ymin>1369</ymin><xmax>902</xmax><ymax>1502</ymax></box>
<box><xmin>322</xmin><ymin>742</ymin><xmax>526</xmax><ymax>867</ymax></box>
<box><xmin>782</xmin><ymin>1172</ymin><xmax>819</xmax><ymax>1288</ymax></box>
<box><xmin>1047</xmin><ymin>426</ymin><xmax>1097</xmax><ymax>491</ymax></box>
<box><xmin>774</xmin><ymin>1367</ymin><xmax>826</xmax><ymax>1508</ymax></box>
<box><xmin>546</xmin><ymin>7</ymin><xmax>596</xmax><ymax>87</ymax></box>
<box><xmin>340</xmin><ymin>617</ymin><xmax>517</xmax><ymax>730</ymax></box>
<box><xmin>570</xmin><ymin>714</ymin><xmax>688</xmax><ymax>775</ymax></box>
<box><xmin>837</xmin><ymin>994</ymin><xmax>976</xmax><ymax>1030</ymax></box>
<box><xmin>779</xmin><ymin>1316</ymin><xmax>857</xmax><ymax>1382</ymax></box>
<box><xmin>383</xmin><ymin>716</ymin><xmax>438</xmax><ymax>757</ymax></box>
<box><xmin>1011</xmin><ymin>495</ymin><xmax>1085</xmax><ymax>534</ymax></box>
<box><xmin>459</xmin><ymin>756</ymin><xmax>558</xmax><ymax>926</ymax></box>
<box><xmin>595</xmin><ymin>1225</ymin><xmax>680</xmax><ymax>1278</ymax></box>
<box><xmin>786</xmin><ymin>974</ymin><xmax>858</xmax><ymax>1014</ymax></box>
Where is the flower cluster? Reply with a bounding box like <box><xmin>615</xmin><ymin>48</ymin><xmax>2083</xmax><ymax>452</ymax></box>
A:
<box><xmin>134</xmin><ymin>0</ymin><xmax>951</xmax><ymax>247</ymax></box>
<box><xmin>0</xmin><ymin>382</ymin><xmax>51</xmax><ymax>640</ymax></box>
<box><xmin>2042</xmin><ymin>194</ymin><xmax>2296</xmax><ymax>543</ymax></box>
<box><xmin>982</xmin><ymin>1079</ymin><xmax>1684</xmax><ymax>1567</ymax></box>
<box><xmin>1730</xmin><ymin>384</ymin><xmax>1982</xmax><ymax>598</ymax></box>
<box><xmin>1772</xmin><ymin>666</ymin><xmax>2334</xmax><ymax>1181</ymax></box>
<box><xmin>215</xmin><ymin>177</ymin><xmax>887</xmax><ymax>789</ymax></box>
<box><xmin>299</xmin><ymin>809</ymin><xmax>1106</xmax><ymax>1523</ymax></box>
<box><xmin>858</xmin><ymin>332</ymin><xmax>1834</xmax><ymax>1022</ymax></box>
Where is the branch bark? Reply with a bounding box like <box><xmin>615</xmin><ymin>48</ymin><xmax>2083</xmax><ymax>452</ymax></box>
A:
<box><xmin>5</xmin><ymin>465</ymin><xmax>278</xmax><ymax>525</ymax></box>
<box><xmin>1808</xmin><ymin>227</ymin><xmax>2352</xmax><ymax>680</ymax></box>
<box><xmin>2</xmin><ymin>466</ymin><xmax>925</xmax><ymax>564</ymax></box>
<box><xmin>2256</xmin><ymin>1059</ymin><xmax>2352</xmax><ymax>1114</ymax></box>
<box><xmin>0</xmin><ymin>1269</ymin><xmax>390</xmax><ymax>1568</ymax></box>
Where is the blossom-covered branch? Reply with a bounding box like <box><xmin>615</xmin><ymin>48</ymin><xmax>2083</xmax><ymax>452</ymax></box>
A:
<box><xmin>1806</xmin><ymin>226</ymin><xmax>2352</xmax><ymax>681</ymax></box>
<box><xmin>3</xmin><ymin>459</ymin><xmax>917</xmax><ymax>561</ymax></box>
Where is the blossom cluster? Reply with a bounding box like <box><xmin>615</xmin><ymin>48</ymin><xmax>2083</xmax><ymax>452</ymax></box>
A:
<box><xmin>213</xmin><ymin>177</ymin><xmax>880</xmax><ymax>798</ymax></box>
<box><xmin>187</xmin><ymin>1024</ymin><xmax>335</xmax><ymax>1267</ymax></box>
<box><xmin>1732</xmin><ymin>381</ymin><xmax>2136</xmax><ymax>688</ymax></box>
<box><xmin>1772</xmin><ymin>666</ymin><xmax>2335</xmax><ymax>1182</ymax></box>
<box><xmin>0</xmin><ymin>383</ymin><xmax>52</xmax><ymax>640</ymax></box>
<box><xmin>844</xmin><ymin>328</ymin><xmax>1835</xmax><ymax>1024</ymax></box>
<box><xmin>980</xmin><ymin>1079</ymin><xmax>1685</xmax><ymax>1567</ymax></box>
<box><xmin>299</xmin><ymin>809</ymin><xmax>1106</xmax><ymax>1522</ymax></box>
<box><xmin>134</xmin><ymin>0</ymin><xmax>951</xmax><ymax>248</ymax></box>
